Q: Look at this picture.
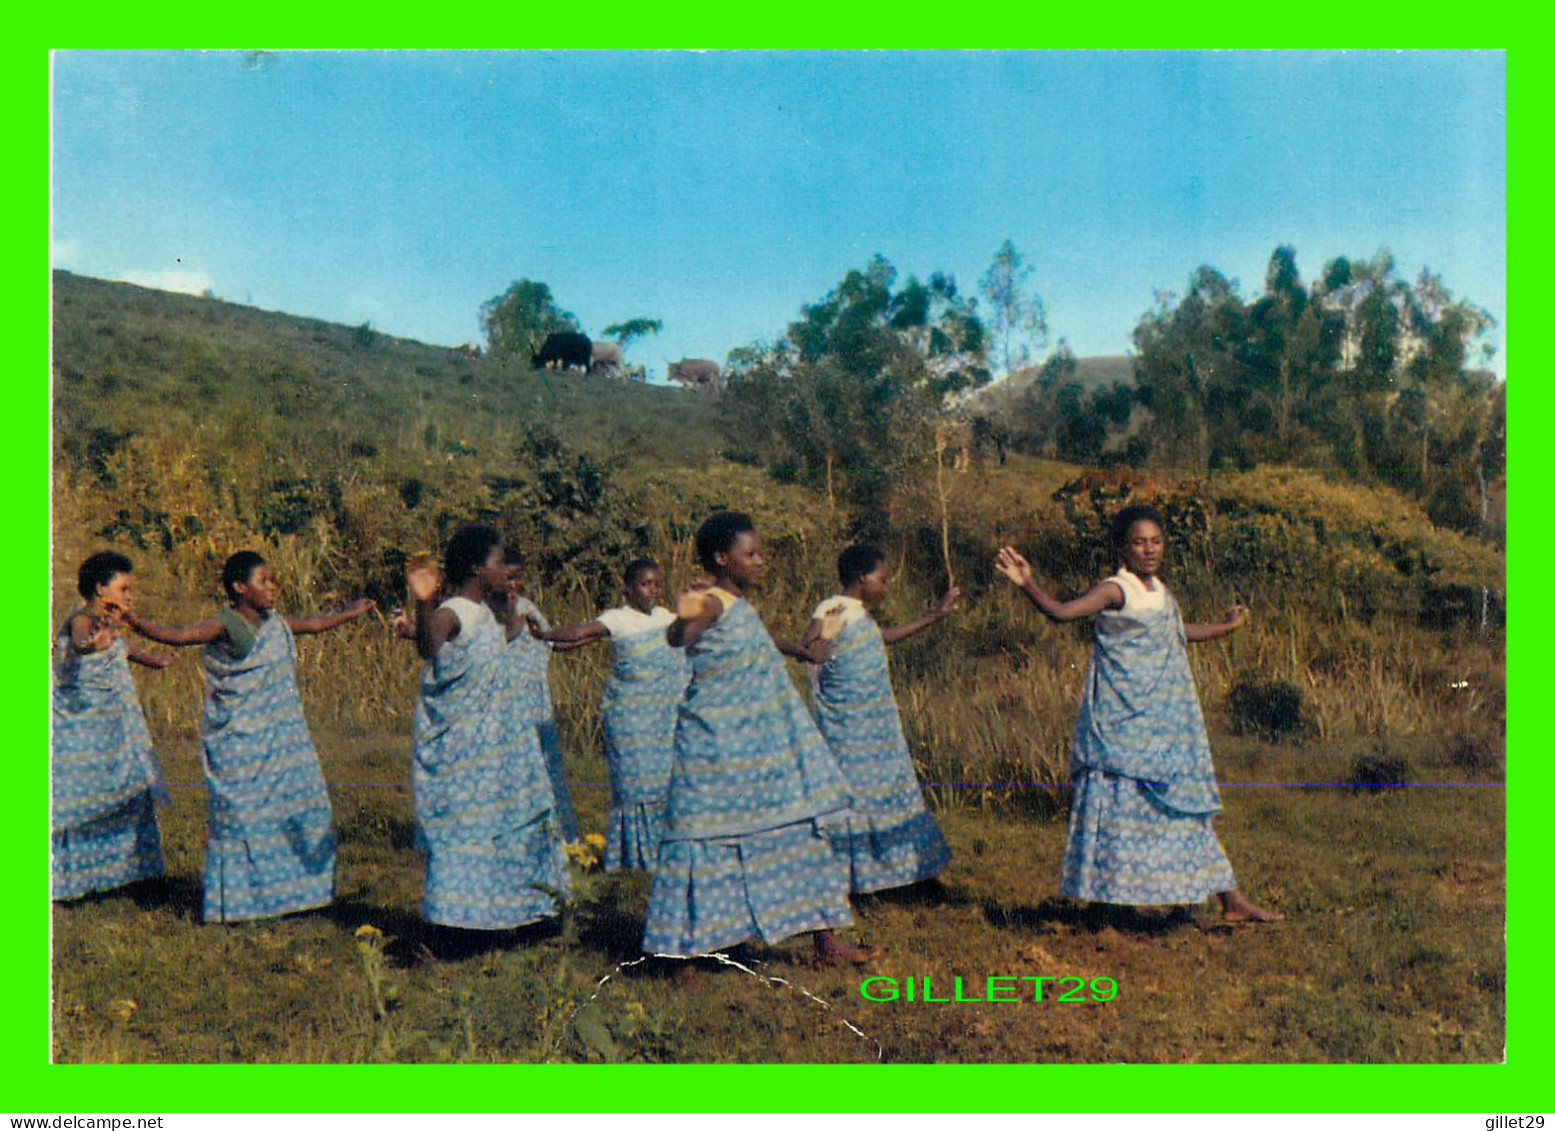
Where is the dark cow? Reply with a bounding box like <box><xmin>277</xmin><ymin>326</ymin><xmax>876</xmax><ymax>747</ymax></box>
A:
<box><xmin>667</xmin><ymin>358</ymin><xmax>721</xmax><ymax>391</ymax></box>
<box><xmin>531</xmin><ymin>331</ymin><xmax>592</xmax><ymax>372</ymax></box>
<box><xmin>589</xmin><ymin>340</ymin><xmax>623</xmax><ymax>375</ymax></box>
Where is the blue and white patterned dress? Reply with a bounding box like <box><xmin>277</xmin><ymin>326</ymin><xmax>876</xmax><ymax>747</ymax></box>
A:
<box><xmin>1061</xmin><ymin>569</ymin><xmax>1236</xmax><ymax>905</ymax></box>
<box><xmin>51</xmin><ymin>616</ymin><xmax>167</xmax><ymax>900</ymax></box>
<box><xmin>644</xmin><ymin>593</ymin><xmax>855</xmax><ymax>956</ymax></box>
<box><xmin>414</xmin><ymin>596</ymin><xmax>569</xmax><ymax>929</ymax></box>
<box><xmin>200</xmin><ymin>612</ymin><xmax>337</xmax><ymax>922</ymax></box>
<box><xmin>596</xmin><ymin>605</ymin><xmax>687</xmax><ymax>871</ymax></box>
<box><xmin>509</xmin><ymin>598</ymin><xmax>580</xmax><ymax>841</ymax></box>
<box><xmin>811</xmin><ymin>597</ymin><xmax>950</xmax><ymax>893</ymax></box>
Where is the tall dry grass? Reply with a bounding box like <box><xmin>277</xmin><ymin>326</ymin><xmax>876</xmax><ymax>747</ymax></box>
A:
<box><xmin>53</xmin><ymin>439</ymin><xmax>1505</xmax><ymax>813</ymax></box>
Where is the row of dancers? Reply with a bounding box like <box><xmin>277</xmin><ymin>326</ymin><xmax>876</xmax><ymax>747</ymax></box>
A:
<box><xmin>51</xmin><ymin>505</ymin><xmax>1277</xmax><ymax>966</ymax></box>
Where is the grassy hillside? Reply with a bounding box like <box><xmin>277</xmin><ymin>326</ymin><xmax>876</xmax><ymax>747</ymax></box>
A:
<box><xmin>53</xmin><ymin>270</ymin><xmax>726</xmax><ymax>479</ymax></box>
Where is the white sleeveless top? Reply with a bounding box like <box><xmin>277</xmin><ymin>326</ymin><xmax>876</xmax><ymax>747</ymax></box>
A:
<box><xmin>810</xmin><ymin>595</ymin><xmax>870</xmax><ymax>630</ymax></box>
<box><xmin>1107</xmin><ymin>569</ymin><xmax>1167</xmax><ymax>615</ymax></box>
<box><xmin>595</xmin><ymin>604</ymin><xmax>676</xmax><ymax>639</ymax></box>
<box><xmin>441</xmin><ymin>595</ymin><xmax>494</xmax><ymax>635</ymax></box>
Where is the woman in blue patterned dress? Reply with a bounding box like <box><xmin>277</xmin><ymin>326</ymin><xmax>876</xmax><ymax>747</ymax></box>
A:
<box><xmin>405</xmin><ymin>526</ymin><xmax>570</xmax><ymax>930</ymax></box>
<box><xmin>123</xmin><ymin>551</ymin><xmax>375</xmax><ymax>923</ymax></box>
<box><xmin>799</xmin><ymin>545</ymin><xmax>957</xmax><ymax>895</ymax></box>
<box><xmin>644</xmin><ymin>512</ymin><xmax>875</xmax><ymax>964</ymax></box>
<box><xmin>501</xmin><ymin>550</ymin><xmax>581</xmax><ymax>843</ymax></box>
<box><xmin>52</xmin><ymin>551</ymin><xmax>175</xmax><ymax>901</ymax></box>
<box><xmin>541</xmin><ymin>558</ymin><xmax>689</xmax><ymax>872</ymax></box>
<box><xmin>995</xmin><ymin>505</ymin><xmax>1281</xmax><ymax>923</ymax></box>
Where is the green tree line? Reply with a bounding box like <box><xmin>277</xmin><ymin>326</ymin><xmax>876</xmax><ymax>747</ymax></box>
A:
<box><xmin>1123</xmin><ymin>247</ymin><xmax>1501</xmax><ymax>534</ymax></box>
<box><xmin>717</xmin><ymin>254</ymin><xmax>989</xmax><ymax>535</ymax></box>
<box><xmin>717</xmin><ymin>243</ymin><xmax>1500</xmax><ymax>540</ymax></box>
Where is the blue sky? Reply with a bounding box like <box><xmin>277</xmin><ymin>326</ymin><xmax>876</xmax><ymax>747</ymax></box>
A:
<box><xmin>51</xmin><ymin>50</ymin><xmax>1506</xmax><ymax>380</ymax></box>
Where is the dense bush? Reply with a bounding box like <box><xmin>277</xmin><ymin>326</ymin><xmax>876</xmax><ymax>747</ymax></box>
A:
<box><xmin>1348</xmin><ymin>752</ymin><xmax>1411</xmax><ymax>793</ymax></box>
<box><xmin>1228</xmin><ymin>679</ymin><xmax>1310</xmax><ymax>744</ymax></box>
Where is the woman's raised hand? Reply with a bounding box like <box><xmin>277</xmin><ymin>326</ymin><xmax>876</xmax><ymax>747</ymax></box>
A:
<box><xmin>676</xmin><ymin>577</ymin><xmax>716</xmax><ymax>621</ymax></box>
<box><xmin>405</xmin><ymin>557</ymin><xmax>440</xmax><ymax>604</ymax></box>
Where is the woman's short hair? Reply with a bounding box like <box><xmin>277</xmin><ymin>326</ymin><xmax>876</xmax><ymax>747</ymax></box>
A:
<box><xmin>624</xmin><ymin>557</ymin><xmax>660</xmax><ymax>585</ymax></box>
<box><xmin>695</xmin><ymin>511</ymin><xmax>756</xmax><ymax>573</ymax></box>
<box><xmin>221</xmin><ymin>550</ymin><xmax>267</xmax><ymax>600</ymax></box>
<box><xmin>444</xmin><ymin>524</ymin><xmax>503</xmax><ymax>586</ymax></box>
<box><xmin>78</xmin><ymin>550</ymin><xmax>133</xmax><ymax>600</ymax></box>
<box><xmin>837</xmin><ymin>544</ymin><xmax>887</xmax><ymax>588</ymax></box>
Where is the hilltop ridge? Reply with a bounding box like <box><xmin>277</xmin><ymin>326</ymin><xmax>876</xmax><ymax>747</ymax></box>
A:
<box><xmin>52</xmin><ymin>270</ymin><xmax>726</xmax><ymax>475</ymax></box>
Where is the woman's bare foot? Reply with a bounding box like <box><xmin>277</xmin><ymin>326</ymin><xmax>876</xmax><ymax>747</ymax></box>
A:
<box><xmin>813</xmin><ymin>929</ymin><xmax>879</xmax><ymax>965</ymax></box>
<box><xmin>1219</xmin><ymin>889</ymin><xmax>1284</xmax><ymax>923</ymax></box>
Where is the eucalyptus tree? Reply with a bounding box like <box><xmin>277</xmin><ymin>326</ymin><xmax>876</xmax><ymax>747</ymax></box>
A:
<box><xmin>980</xmin><ymin>239</ymin><xmax>1049</xmax><ymax>377</ymax></box>
<box><xmin>721</xmin><ymin>255</ymin><xmax>989</xmax><ymax>529</ymax></box>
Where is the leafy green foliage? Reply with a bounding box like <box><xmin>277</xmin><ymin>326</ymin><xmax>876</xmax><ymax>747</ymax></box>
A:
<box><xmin>979</xmin><ymin>238</ymin><xmax>1048</xmax><ymax>376</ymax></box>
<box><xmin>51</xmin><ymin>271</ymin><xmax>1503</xmax><ymax>797</ymax></box>
<box><xmin>49</xmin><ymin>271</ymin><xmax>1505</xmax><ymax>1068</ymax></box>
<box><xmin>1013</xmin><ymin>343</ymin><xmax>1137</xmax><ymax>465</ymax></box>
<box><xmin>499</xmin><ymin>425</ymin><xmax>655</xmax><ymax>607</ymax></box>
<box><xmin>720</xmin><ymin>255</ymin><xmax>989</xmax><ymax>532</ymax></box>
<box><xmin>600</xmin><ymin>318</ymin><xmax>663</xmax><ymax>352</ymax></box>
<box><xmin>1128</xmin><ymin>247</ymin><xmax>1500</xmax><ymax>537</ymax></box>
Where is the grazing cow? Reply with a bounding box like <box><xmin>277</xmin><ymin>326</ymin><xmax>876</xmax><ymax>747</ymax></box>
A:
<box><xmin>590</xmin><ymin>340</ymin><xmax>623</xmax><ymax>375</ymax></box>
<box><xmin>531</xmin><ymin>332</ymin><xmax>593</xmax><ymax>372</ymax></box>
<box><xmin>667</xmin><ymin>358</ymin><xmax>721</xmax><ymax>391</ymax></box>
<box><xmin>625</xmin><ymin>364</ymin><xmax>647</xmax><ymax>383</ymax></box>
